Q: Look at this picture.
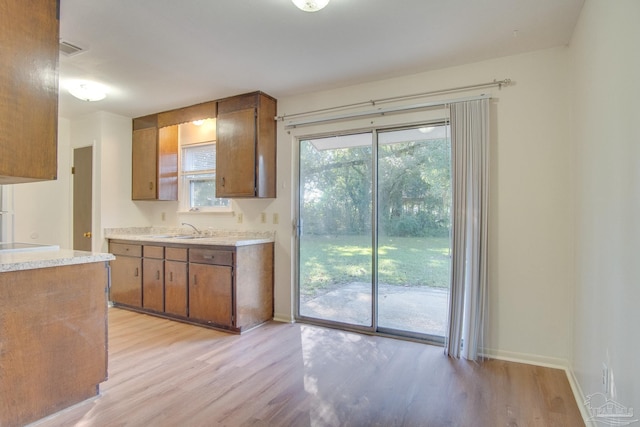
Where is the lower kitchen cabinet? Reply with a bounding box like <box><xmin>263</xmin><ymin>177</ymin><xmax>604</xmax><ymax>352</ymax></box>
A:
<box><xmin>188</xmin><ymin>263</ymin><xmax>233</xmax><ymax>327</ymax></box>
<box><xmin>164</xmin><ymin>247</ymin><xmax>188</xmax><ymax>317</ymax></box>
<box><xmin>109</xmin><ymin>242</ymin><xmax>142</xmax><ymax>307</ymax></box>
<box><xmin>188</xmin><ymin>247</ymin><xmax>234</xmax><ymax>328</ymax></box>
<box><xmin>142</xmin><ymin>245</ymin><xmax>164</xmax><ymax>312</ymax></box>
<box><xmin>108</xmin><ymin>239</ymin><xmax>274</xmax><ymax>333</ymax></box>
<box><xmin>0</xmin><ymin>261</ymin><xmax>109</xmax><ymax>427</ymax></box>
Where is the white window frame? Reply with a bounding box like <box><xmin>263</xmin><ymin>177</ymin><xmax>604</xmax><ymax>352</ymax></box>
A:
<box><xmin>179</xmin><ymin>140</ymin><xmax>231</xmax><ymax>213</ymax></box>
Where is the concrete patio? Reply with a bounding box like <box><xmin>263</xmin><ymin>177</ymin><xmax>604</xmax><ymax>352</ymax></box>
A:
<box><xmin>300</xmin><ymin>282</ymin><xmax>449</xmax><ymax>337</ymax></box>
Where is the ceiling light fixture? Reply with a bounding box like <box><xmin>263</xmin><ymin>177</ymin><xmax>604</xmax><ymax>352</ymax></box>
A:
<box><xmin>68</xmin><ymin>81</ymin><xmax>107</xmax><ymax>102</ymax></box>
<box><xmin>292</xmin><ymin>0</ymin><xmax>330</xmax><ymax>12</ymax></box>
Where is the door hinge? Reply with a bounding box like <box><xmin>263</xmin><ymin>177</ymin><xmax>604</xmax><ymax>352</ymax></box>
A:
<box><xmin>71</xmin><ymin>166</ymin><xmax>75</xmax><ymax>174</ymax></box>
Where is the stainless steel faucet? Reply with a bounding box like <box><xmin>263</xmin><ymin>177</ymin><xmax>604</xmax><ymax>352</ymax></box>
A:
<box><xmin>181</xmin><ymin>222</ymin><xmax>202</xmax><ymax>234</ymax></box>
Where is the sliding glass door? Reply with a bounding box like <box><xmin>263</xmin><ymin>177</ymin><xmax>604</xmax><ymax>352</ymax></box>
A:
<box><xmin>297</xmin><ymin>124</ymin><xmax>451</xmax><ymax>340</ymax></box>
<box><xmin>377</xmin><ymin>126</ymin><xmax>451</xmax><ymax>338</ymax></box>
<box><xmin>298</xmin><ymin>133</ymin><xmax>373</xmax><ymax>327</ymax></box>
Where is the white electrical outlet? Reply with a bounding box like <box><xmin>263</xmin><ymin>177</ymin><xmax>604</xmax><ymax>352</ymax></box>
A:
<box><xmin>273</xmin><ymin>213</ymin><xmax>279</xmax><ymax>224</ymax></box>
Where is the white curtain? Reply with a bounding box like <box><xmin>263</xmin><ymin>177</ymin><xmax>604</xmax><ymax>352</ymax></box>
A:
<box><xmin>446</xmin><ymin>98</ymin><xmax>490</xmax><ymax>360</ymax></box>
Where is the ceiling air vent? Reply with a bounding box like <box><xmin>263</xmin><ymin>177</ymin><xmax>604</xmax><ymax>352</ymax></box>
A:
<box><xmin>59</xmin><ymin>40</ymin><xmax>85</xmax><ymax>56</ymax></box>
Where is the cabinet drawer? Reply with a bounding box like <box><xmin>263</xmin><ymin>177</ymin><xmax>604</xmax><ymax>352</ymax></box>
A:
<box><xmin>144</xmin><ymin>245</ymin><xmax>164</xmax><ymax>259</ymax></box>
<box><xmin>110</xmin><ymin>242</ymin><xmax>142</xmax><ymax>257</ymax></box>
<box><xmin>189</xmin><ymin>248</ymin><xmax>233</xmax><ymax>266</ymax></box>
<box><xmin>165</xmin><ymin>247</ymin><xmax>188</xmax><ymax>262</ymax></box>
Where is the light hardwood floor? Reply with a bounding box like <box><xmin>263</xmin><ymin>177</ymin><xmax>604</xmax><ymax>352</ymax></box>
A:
<box><xmin>32</xmin><ymin>308</ymin><xmax>584</xmax><ymax>427</ymax></box>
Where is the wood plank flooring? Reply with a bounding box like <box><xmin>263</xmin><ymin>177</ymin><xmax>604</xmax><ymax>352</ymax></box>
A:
<box><xmin>31</xmin><ymin>308</ymin><xmax>584</xmax><ymax>427</ymax></box>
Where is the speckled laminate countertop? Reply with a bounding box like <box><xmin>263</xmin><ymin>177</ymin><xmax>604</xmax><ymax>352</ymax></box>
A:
<box><xmin>0</xmin><ymin>249</ymin><xmax>115</xmax><ymax>273</ymax></box>
<box><xmin>104</xmin><ymin>227</ymin><xmax>275</xmax><ymax>247</ymax></box>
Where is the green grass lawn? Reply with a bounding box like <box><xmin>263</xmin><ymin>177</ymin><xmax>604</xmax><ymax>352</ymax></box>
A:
<box><xmin>299</xmin><ymin>235</ymin><xmax>451</xmax><ymax>299</ymax></box>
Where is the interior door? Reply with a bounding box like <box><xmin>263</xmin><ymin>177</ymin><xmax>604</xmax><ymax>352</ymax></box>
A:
<box><xmin>73</xmin><ymin>146</ymin><xmax>92</xmax><ymax>251</ymax></box>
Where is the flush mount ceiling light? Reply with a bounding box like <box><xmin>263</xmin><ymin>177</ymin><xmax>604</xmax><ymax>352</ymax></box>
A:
<box><xmin>292</xmin><ymin>0</ymin><xmax>330</xmax><ymax>12</ymax></box>
<box><xmin>68</xmin><ymin>81</ymin><xmax>107</xmax><ymax>102</ymax></box>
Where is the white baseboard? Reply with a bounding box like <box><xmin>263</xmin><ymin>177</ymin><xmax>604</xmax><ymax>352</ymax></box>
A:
<box><xmin>272</xmin><ymin>313</ymin><xmax>294</xmax><ymax>323</ymax></box>
<box><xmin>565</xmin><ymin>366</ymin><xmax>596</xmax><ymax>427</ymax></box>
<box><xmin>482</xmin><ymin>348</ymin><xmax>568</xmax><ymax>369</ymax></box>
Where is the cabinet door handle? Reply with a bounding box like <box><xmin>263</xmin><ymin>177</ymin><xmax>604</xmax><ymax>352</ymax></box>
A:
<box><xmin>134</xmin><ymin>267</ymin><xmax>139</xmax><ymax>277</ymax></box>
<box><xmin>221</xmin><ymin>177</ymin><xmax>225</xmax><ymax>187</ymax></box>
<box><xmin>149</xmin><ymin>181</ymin><xmax>154</xmax><ymax>190</ymax></box>
<box><xmin>169</xmin><ymin>272</ymin><xmax>173</xmax><ymax>282</ymax></box>
<box><xmin>156</xmin><ymin>270</ymin><xmax>160</xmax><ymax>280</ymax></box>
<box><xmin>193</xmin><ymin>275</ymin><xmax>197</xmax><ymax>285</ymax></box>
<box><xmin>204</xmin><ymin>255</ymin><xmax>215</xmax><ymax>260</ymax></box>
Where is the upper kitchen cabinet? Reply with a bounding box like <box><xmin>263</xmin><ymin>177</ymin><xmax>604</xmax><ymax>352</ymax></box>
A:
<box><xmin>0</xmin><ymin>0</ymin><xmax>59</xmax><ymax>184</ymax></box>
<box><xmin>131</xmin><ymin>102</ymin><xmax>217</xmax><ymax>201</ymax></box>
<box><xmin>157</xmin><ymin>101</ymin><xmax>216</xmax><ymax>127</ymax></box>
<box><xmin>216</xmin><ymin>92</ymin><xmax>277</xmax><ymax>198</ymax></box>
<box><xmin>131</xmin><ymin>115</ymin><xmax>178</xmax><ymax>200</ymax></box>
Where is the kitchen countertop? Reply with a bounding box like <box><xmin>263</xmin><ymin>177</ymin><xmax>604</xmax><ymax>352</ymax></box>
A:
<box><xmin>0</xmin><ymin>242</ymin><xmax>59</xmax><ymax>254</ymax></box>
<box><xmin>104</xmin><ymin>227</ymin><xmax>275</xmax><ymax>247</ymax></box>
<box><xmin>0</xmin><ymin>248</ymin><xmax>115</xmax><ymax>273</ymax></box>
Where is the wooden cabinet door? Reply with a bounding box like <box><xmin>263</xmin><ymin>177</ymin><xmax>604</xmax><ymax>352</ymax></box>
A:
<box><xmin>132</xmin><ymin>127</ymin><xmax>157</xmax><ymax>200</ymax></box>
<box><xmin>0</xmin><ymin>262</ymin><xmax>108</xmax><ymax>427</ymax></box>
<box><xmin>165</xmin><ymin>260</ymin><xmax>188</xmax><ymax>317</ymax></box>
<box><xmin>131</xmin><ymin>125</ymin><xmax>178</xmax><ymax>201</ymax></box>
<box><xmin>216</xmin><ymin>108</ymin><xmax>257</xmax><ymax>197</ymax></box>
<box><xmin>188</xmin><ymin>263</ymin><xmax>233</xmax><ymax>327</ymax></box>
<box><xmin>0</xmin><ymin>0</ymin><xmax>59</xmax><ymax>184</ymax></box>
<box><xmin>142</xmin><ymin>258</ymin><xmax>164</xmax><ymax>312</ymax></box>
<box><xmin>157</xmin><ymin>125</ymin><xmax>179</xmax><ymax>201</ymax></box>
<box><xmin>110</xmin><ymin>256</ymin><xmax>142</xmax><ymax>307</ymax></box>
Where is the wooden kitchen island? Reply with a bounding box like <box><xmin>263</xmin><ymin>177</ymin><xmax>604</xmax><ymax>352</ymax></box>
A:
<box><xmin>0</xmin><ymin>248</ymin><xmax>114</xmax><ymax>427</ymax></box>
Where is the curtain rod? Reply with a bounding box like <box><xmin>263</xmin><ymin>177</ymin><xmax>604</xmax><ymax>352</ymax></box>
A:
<box><xmin>283</xmin><ymin>94</ymin><xmax>491</xmax><ymax>129</ymax></box>
<box><xmin>276</xmin><ymin>78</ymin><xmax>511</xmax><ymax>123</ymax></box>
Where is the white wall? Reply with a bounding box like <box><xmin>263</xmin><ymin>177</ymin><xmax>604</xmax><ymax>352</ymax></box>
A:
<box><xmin>277</xmin><ymin>47</ymin><xmax>574</xmax><ymax>365</ymax></box>
<box><xmin>569</xmin><ymin>0</ymin><xmax>640</xmax><ymax>412</ymax></box>
<box><xmin>12</xmin><ymin>117</ymin><xmax>72</xmax><ymax>247</ymax></box>
<box><xmin>94</xmin><ymin>111</ymin><xmax>158</xmax><ymax>251</ymax></box>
